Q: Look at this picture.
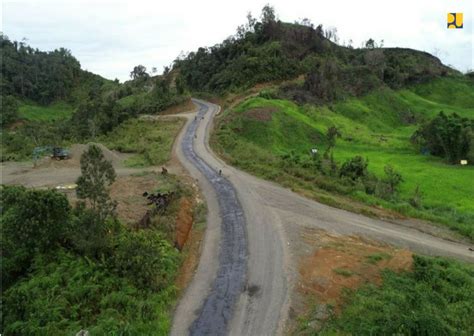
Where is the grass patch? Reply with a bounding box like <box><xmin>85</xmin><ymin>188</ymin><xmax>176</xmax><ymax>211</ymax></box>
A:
<box><xmin>365</xmin><ymin>252</ymin><xmax>392</xmax><ymax>264</ymax></box>
<box><xmin>333</xmin><ymin>268</ymin><xmax>354</xmax><ymax>277</ymax></box>
<box><xmin>18</xmin><ymin>101</ymin><xmax>74</xmax><ymax>121</ymax></box>
<box><xmin>213</xmin><ymin>76</ymin><xmax>474</xmax><ymax>239</ymax></box>
<box><xmin>101</xmin><ymin>118</ymin><xmax>185</xmax><ymax>167</ymax></box>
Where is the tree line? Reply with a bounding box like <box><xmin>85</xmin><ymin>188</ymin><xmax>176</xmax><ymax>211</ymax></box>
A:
<box><xmin>1</xmin><ymin>35</ymin><xmax>82</xmax><ymax>104</ymax></box>
<box><xmin>173</xmin><ymin>5</ymin><xmax>455</xmax><ymax>102</ymax></box>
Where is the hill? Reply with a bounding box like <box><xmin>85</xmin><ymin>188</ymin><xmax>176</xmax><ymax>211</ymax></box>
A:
<box><xmin>174</xmin><ymin>7</ymin><xmax>474</xmax><ymax>238</ymax></box>
<box><xmin>174</xmin><ymin>6</ymin><xmax>455</xmax><ymax>97</ymax></box>
<box><xmin>213</xmin><ymin>76</ymin><xmax>474</xmax><ymax>239</ymax></box>
<box><xmin>0</xmin><ymin>36</ymin><xmax>188</xmax><ymax>161</ymax></box>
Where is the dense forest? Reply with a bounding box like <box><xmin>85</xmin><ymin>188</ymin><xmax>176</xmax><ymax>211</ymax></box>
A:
<box><xmin>174</xmin><ymin>5</ymin><xmax>455</xmax><ymax>102</ymax></box>
<box><xmin>0</xmin><ymin>35</ymin><xmax>188</xmax><ymax>160</ymax></box>
<box><xmin>1</xmin><ymin>36</ymin><xmax>82</xmax><ymax>104</ymax></box>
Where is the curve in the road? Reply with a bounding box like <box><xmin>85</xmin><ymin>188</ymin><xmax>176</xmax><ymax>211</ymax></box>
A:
<box><xmin>182</xmin><ymin>100</ymin><xmax>248</xmax><ymax>335</ymax></box>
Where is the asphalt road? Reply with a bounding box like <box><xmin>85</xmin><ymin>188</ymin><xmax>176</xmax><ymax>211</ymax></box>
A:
<box><xmin>171</xmin><ymin>99</ymin><xmax>474</xmax><ymax>336</ymax></box>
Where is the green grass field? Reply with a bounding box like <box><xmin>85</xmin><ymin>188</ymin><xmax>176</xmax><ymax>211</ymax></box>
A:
<box><xmin>18</xmin><ymin>101</ymin><xmax>74</xmax><ymax>121</ymax></box>
<box><xmin>214</xmin><ymin>76</ymin><xmax>474</xmax><ymax>238</ymax></box>
<box><xmin>100</xmin><ymin>118</ymin><xmax>185</xmax><ymax>167</ymax></box>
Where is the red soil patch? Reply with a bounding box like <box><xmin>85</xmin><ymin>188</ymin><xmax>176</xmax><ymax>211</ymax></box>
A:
<box><xmin>175</xmin><ymin>197</ymin><xmax>194</xmax><ymax>249</ymax></box>
<box><xmin>175</xmin><ymin>221</ymin><xmax>204</xmax><ymax>291</ymax></box>
<box><xmin>298</xmin><ymin>229</ymin><xmax>412</xmax><ymax>312</ymax></box>
<box><xmin>245</xmin><ymin>107</ymin><xmax>277</xmax><ymax>121</ymax></box>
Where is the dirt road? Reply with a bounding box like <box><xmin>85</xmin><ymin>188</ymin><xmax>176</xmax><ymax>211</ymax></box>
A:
<box><xmin>171</xmin><ymin>99</ymin><xmax>474</xmax><ymax>336</ymax></box>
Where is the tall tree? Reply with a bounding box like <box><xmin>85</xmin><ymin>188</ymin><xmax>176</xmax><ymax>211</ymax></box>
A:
<box><xmin>76</xmin><ymin>145</ymin><xmax>117</xmax><ymax>222</ymax></box>
<box><xmin>130</xmin><ymin>65</ymin><xmax>149</xmax><ymax>80</ymax></box>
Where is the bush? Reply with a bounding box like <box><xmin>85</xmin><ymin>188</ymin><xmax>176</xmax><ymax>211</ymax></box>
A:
<box><xmin>1</xmin><ymin>250</ymin><xmax>176</xmax><ymax>335</ymax></box>
<box><xmin>68</xmin><ymin>205</ymin><xmax>118</xmax><ymax>258</ymax></box>
<box><xmin>109</xmin><ymin>230</ymin><xmax>180</xmax><ymax>291</ymax></box>
<box><xmin>320</xmin><ymin>255</ymin><xmax>474</xmax><ymax>335</ymax></box>
<box><xmin>339</xmin><ymin>156</ymin><xmax>368</xmax><ymax>181</ymax></box>
<box><xmin>1</xmin><ymin>95</ymin><xmax>19</xmax><ymax>126</ymax></box>
<box><xmin>1</xmin><ymin>186</ymin><xmax>71</xmax><ymax>287</ymax></box>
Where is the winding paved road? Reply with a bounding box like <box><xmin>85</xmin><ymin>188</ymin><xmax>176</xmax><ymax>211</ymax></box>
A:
<box><xmin>171</xmin><ymin>99</ymin><xmax>474</xmax><ymax>336</ymax></box>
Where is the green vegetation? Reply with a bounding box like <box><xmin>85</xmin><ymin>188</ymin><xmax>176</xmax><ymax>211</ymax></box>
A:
<box><xmin>365</xmin><ymin>252</ymin><xmax>392</xmax><ymax>264</ymax></box>
<box><xmin>1</xmin><ymin>146</ymin><xmax>190</xmax><ymax>334</ymax></box>
<box><xmin>101</xmin><ymin>118</ymin><xmax>185</xmax><ymax>167</ymax></box>
<box><xmin>175</xmin><ymin>5</ymin><xmax>453</xmax><ymax>96</ymax></box>
<box><xmin>318</xmin><ymin>255</ymin><xmax>474</xmax><ymax>335</ymax></box>
<box><xmin>76</xmin><ymin>144</ymin><xmax>117</xmax><ymax>222</ymax></box>
<box><xmin>213</xmin><ymin>76</ymin><xmax>474</xmax><ymax>238</ymax></box>
<box><xmin>412</xmin><ymin>111</ymin><xmax>474</xmax><ymax>164</ymax></box>
<box><xmin>332</xmin><ymin>268</ymin><xmax>354</xmax><ymax>277</ymax></box>
<box><xmin>1</xmin><ymin>95</ymin><xmax>20</xmax><ymax>126</ymax></box>
<box><xmin>1</xmin><ymin>37</ymin><xmax>188</xmax><ymax>163</ymax></box>
<box><xmin>18</xmin><ymin>101</ymin><xmax>74</xmax><ymax>121</ymax></box>
<box><xmin>1</xmin><ymin>35</ymin><xmax>82</xmax><ymax>104</ymax></box>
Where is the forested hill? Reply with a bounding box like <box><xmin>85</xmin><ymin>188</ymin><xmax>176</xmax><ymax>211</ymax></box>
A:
<box><xmin>174</xmin><ymin>5</ymin><xmax>457</xmax><ymax>99</ymax></box>
<box><xmin>1</xmin><ymin>35</ymin><xmax>188</xmax><ymax>160</ymax></box>
<box><xmin>0</xmin><ymin>35</ymin><xmax>106</xmax><ymax>105</ymax></box>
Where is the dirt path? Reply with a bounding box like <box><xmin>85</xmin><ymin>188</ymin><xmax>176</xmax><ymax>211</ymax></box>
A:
<box><xmin>1</xmin><ymin>161</ymin><xmax>153</xmax><ymax>188</ymax></box>
<box><xmin>171</xmin><ymin>99</ymin><xmax>474</xmax><ymax>336</ymax></box>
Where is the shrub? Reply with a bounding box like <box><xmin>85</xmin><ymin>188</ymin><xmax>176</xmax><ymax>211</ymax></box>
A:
<box><xmin>320</xmin><ymin>255</ymin><xmax>474</xmax><ymax>335</ymax></box>
<box><xmin>68</xmin><ymin>204</ymin><xmax>118</xmax><ymax>259</ymax></box>
<box><xmin>409</xmin><ymin>185</ymin><xmax>424</xmax><ymax>208</ymax></box>
<box><xmin>1</xmin><ymin>95</ymin><xmax>19</xmax><ymax>127</ymax></box>
<box><xmin>339</xmin><ymin>156</ymin><xmax>368</xmax><ymax>181</ymax></box>
<box><xmin>382</xmin><ymin>165</ymin><xmax>403</xmax><ymax>194</ymax></box>
<box><xmin>109</xmin><ymin>230</ymin><xmax>180</xmax><ymax>291</ymax></box>
<box><xmin>1</xmin><ymin>250</ymin><xmax>175</xmax><ymax>335</ymax></box>
<box><xmin>1</xmin><ymin>186</ymin><xmax>71</xmax><ymax>287</ymax></box>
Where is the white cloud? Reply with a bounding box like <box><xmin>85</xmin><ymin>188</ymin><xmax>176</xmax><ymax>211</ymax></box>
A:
<box><xmin>2</xmin><ymin>0</ymin><xmax>473</xmax><ymax>81</ymax></box>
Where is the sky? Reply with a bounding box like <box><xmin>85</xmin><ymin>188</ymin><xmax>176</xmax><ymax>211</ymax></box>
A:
<box><xmin>2</xmin><ymin>0</ymin><xmax>473</xmax><ymax>82</ymax></box>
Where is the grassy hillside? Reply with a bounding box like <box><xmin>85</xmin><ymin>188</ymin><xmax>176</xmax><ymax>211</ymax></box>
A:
<box><xmin>18</xmin><ymin>101</ymin><xmax>74</xmax><ymax>122</ymax></box>
<box><xmin>213</xmin><ymin>76</ymin><xmax>474</xmax><ymax>238</ymax></box>
<box><xmin>100</xmin><ymin>118</ymin><xmax>185</xmax><ymax>167</ymax></box>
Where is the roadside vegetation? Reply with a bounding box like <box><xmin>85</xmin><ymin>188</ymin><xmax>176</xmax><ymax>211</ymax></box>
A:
<box><xmin>308</xmin><ymin>255</ymin><xmax>474</xmax><ymax>335</ymax></box>
<box><xmin>213</xmin><ymin>76</ymin><xmax>474</xmax><ymax>239</ymax></box>
<box><xmin>1</xmin><ymin>145</ymin><xmax>191</xmax><ymax>334</ymax></box>
<box><xmin>100</xmin><ymin>118</ymin><xmax>185</xmax><ymax>167</ymax></box>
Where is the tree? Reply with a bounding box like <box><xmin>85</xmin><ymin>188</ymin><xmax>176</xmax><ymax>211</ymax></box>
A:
<box><xmin>365</xmin><ymin>38</ymin><xmax>375</xmax><ymax>49</ymax></box>
<box><xmin>411</xmin><ymin>112</ymin><xmax>473</xmax><ymax>164</ymax></box>
<box><xmin>382</xmin><ymin>165</ymin><xmax>403</xmax><ymax>194</ymax></box>
<box><xmin>76</xmin><ymin>144</ymin><xmax>117</xmax><ymax>222</ymax></box>
<box><xmin>1</xmin><ymin>95</ymin><xmax>19</xmax><ymax>126</ymax></box>
<box><xmin>364</xmin><ymin>49</ymin><xmax>386</xmax><ymax>80</ymax></box>
<box><xmin>324</xmin><ymin>27</ymin><xmax>339</xmax><ymax>43</ymax></box>
<box><xmin>261</xmin><ymin>4</ymin><xmax>276</xmax><ymax>24</ymax></box>
<box><xmin>130</xmin><ymin>64</ymin><xmax>149</xmax><ymax>80</ymax></box>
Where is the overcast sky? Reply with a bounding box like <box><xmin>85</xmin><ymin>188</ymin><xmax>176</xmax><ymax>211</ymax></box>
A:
<box><xmin>2</xmin><ymin>0</ymin><xmax>472</xmax><ymax>82</ymax></box>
